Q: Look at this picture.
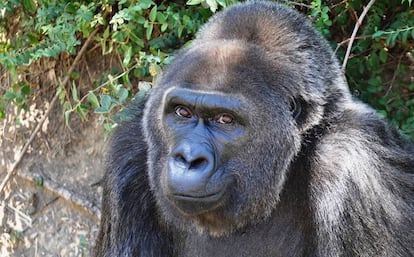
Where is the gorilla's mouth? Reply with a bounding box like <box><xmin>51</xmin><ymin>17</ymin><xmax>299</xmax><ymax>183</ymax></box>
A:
<box><xmin>168</xmin><ymin>190</ymin><xmax>225</xmax><ymax>215</ymax></box>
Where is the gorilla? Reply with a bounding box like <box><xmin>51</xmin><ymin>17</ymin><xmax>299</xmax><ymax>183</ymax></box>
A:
<box><xmin>93</xmin><ymin>1</ymin><xmax>414</xmax><ymax>256</ymax></box>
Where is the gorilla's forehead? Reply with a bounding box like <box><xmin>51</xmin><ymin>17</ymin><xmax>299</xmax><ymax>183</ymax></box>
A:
<box><xmin>161</xmin><ymin>40</ymin><xmax>271</xmax><ymax>91</ymax></box>
<box><xmin>187</xmin><ymin>40</ymin><xmax>249</xmax><ymax>65</ymax></box>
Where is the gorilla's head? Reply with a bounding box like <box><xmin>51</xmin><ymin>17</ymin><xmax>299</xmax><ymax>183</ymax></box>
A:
<box><xmin>142</xmin><ymin>1</ymin><xmax>349</xmax><ymax>236</ymax></box>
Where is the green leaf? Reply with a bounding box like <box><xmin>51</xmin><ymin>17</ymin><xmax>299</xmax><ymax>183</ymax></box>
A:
<box><xmin>157</xmin><ymin>13</ymin><xmax>166</xmax><ymax>23</ymax></box>
<box><xmin>146</xmin><ymin>23</ymin><xmax>154</xmax><ymax>40</ymax></box>
<box><xmin>324</xmin><ymin>19</ymin><xmax>332</xmax><ymax>26</ymax></box>
<box><xmin>21</xmin><ymin>85</ymin><xmax>31</xmax><ymax>96</ymax></box>
<box><xmin>378</xmin><ymin>49</ymin><xmax>388</xmax><ymax>63</ymax></box>
<box><xmin>377</xmin><ymin>110</ymin><xmax>388</xmax><ymax>118</ymax></box>
<box><xmin>206</xmin><ymin>0</ymin><xmax>218</xmax><ymax>12</ymax></box>
<box><xmin>0</xmin><ymin>109</ymin><xmax>4</xmax><ymax>119</ymax></box>
<box><xmin>122</xmin><ymin>73</ymin><xmax>131</xmax><ymax>86</ymax></box>
<box><xmin>372</xmin><ymin>30</ymin><xmax>384</xmax><ymax>38</ymax></box>
<box><xmin>63</xmin><ymin>101</ymin><xmax>72</xmax><ymax>112</ymax></box>
<box><xmin>104</xmin><ymin>122</ymin><xmax>114</xmax><ymax>132</ymax></box>
<box><xmin>112</xmin><ymin>31</ymin><xmax>126</xmax><ymax>42</ymax></box>
<box><xmin>386</xmin><ymin>32</ymin><xmax>398</xmax><ymax>47</ymax></box>
<box><xmin>70</xmin><ymin>72</ymin><xmax>81</xmax><ymax>80</ymax></box>
<box><xmin>100</xmin><ymin>94</ymin><xmax>112</xmax><ymax>110</ymax></box>
<box><xmin>216</xmin><ymin>0</ymin><xmax>227</xmax><ymax>7</ymax></box>
<box><xmin>95</xmin><ymin>107</ymin><xmax>108</xmax><ymax>114</ymax></box>
<box><xmin>23</xmin><ymin>0</ymin><xmax>36</xmax><ymax>14</ymax></box>
<box><xmin>64</xmin><ymin>110</ymin><xmax>71</xmax><ymax>125</ymax></box>
<box><xmin>117</xmin><ymin>88</ymin><xmax>129</xmax><ymax>103</ymax></box>
<box><xmin>57</xmin><ymin>85</ymin><xmax>66</xmax><ymax>104</ymax></box>
<box><xmin>87</xmin><ymin>92</ymin><xmax>100</xmax><ymax>108</ymax></box>
<box><xmin>123</xmin><ymin>45</ymin><xmax>133</xmax><ymax>67</ymax></box>
<box><xmin>76</xmin><ymin>105</ymin><xmax>87</xmax><ymax>121</ymax></box>
<box><xmin>79</xmin><ymin>234</ymin><xmax>87</xmax><ymax>247</ymax></box>
<box><xmin>401</xmin><ymin>30</ymin><xmax>409</xmax><ymax>43</ymax></box>
<box><xmin>35</xmin><ymin>176</ymin><xmax>44</xmax><ymax>188</ymax></box>
<box><xmin>4</xmin><ymin>92</ymin><xmax>16</xmax><ymax>100</ymax></box>
<box><xmin>103</xmin><ymin>26</ymin><xmax>110</xmax><ymax>39</ymax></box>
<box><xmin>137</xmin><ymin>16</ymin><xmax>146</xmax><ymax>24</ymax></box>
<box><xmin>72</xmin><ymin>83</ymin><xmax>79</xmax><ymax>101</ymax></box>
<box><xmin>186</xmin><ymin>0</ymin><xmax>203</xmax><ymax>5</ymax></box>
<box><xmin>161</xmin><ymin>23</ymin><xmax>168</xmax><ymax>32</ymax></box>
<box><xmin>178</xmin><ymin>25</ymin><xmax>184</xmax><ymax>38</ymax></box>
<box><xmin>149</xmin><ymin>6</ymin><xmax>157</xmax><ymax>22</ymax></box>
<box><xmin>368</xmin><ymin>52</ymin><xmax>380</xmax><ymax>69</ymax></box>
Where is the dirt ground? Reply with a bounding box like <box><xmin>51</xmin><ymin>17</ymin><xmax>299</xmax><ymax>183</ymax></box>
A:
<box><xmin>0</xmin><ymin>111</ymin><xmax>105</xmax><ymax>256</ymax></box>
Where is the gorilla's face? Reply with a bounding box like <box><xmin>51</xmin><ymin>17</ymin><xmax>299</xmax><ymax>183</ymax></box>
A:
<box><xmin>161</xmin><ymin>87</ymin><xmax>250</xmax><ymax>215</ymax></box>
<box><xmin>143</xmin><ymin>41</ymin><xmax>302</xmax><ymax>236</ymax></box>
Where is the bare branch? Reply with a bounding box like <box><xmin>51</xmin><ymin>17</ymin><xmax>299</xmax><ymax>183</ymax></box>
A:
<box><xmin>342</xmin><ymin>0</ymin><xmax>377</xmax><ymax>71</ymax></box>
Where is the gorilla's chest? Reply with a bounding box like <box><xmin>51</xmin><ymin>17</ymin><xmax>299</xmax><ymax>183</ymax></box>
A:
<box><xmin>175</xmin><ymin>217</ymin><xmax>310</xmax><ymax>257</ymax></box>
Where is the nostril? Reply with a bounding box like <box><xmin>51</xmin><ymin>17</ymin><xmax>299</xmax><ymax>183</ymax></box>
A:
<box><xmin>173</xmin><ymin>154</ymin><xmax>190</xmax><ymax>169</ymax></box>
<box><xmin>174</xmin><ymin>154</ymin><xmax>186</xmax><ymax>164</ymax></box>
<box><xmin>190</xmin><ymin>158</ymin><xmax>208</xmax><ymax>170</ymax></box>
<box><xmin>173</xmin><ymin>154</ymin><xmax>209</xmax><ymax>171</ymax></box>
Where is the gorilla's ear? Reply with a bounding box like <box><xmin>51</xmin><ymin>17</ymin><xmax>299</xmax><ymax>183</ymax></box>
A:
<box><xmin>289</xmin><ymin>97</ymin><xmax>302</xmax><ymax>121</ymax></box>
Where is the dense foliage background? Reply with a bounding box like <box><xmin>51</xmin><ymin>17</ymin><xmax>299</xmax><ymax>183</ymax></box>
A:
<box><xmin>0</xmin><ymin>0</ymin><xmax>413</xmax><ymax>138</ymax></box>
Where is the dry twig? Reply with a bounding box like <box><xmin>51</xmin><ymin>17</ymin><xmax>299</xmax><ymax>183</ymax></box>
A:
<box><xmin>5</xmin><ymin>203</ymin><xmax>33</xmax><ymax>226</ymax></box>
<box><xmin>342</xmin><ymin>0</ymin><xmax>377</xmax><ymax>71</ymax></box>
<box><xmin>17</xmin><ymin>172</ymin><xmax>101</xmax><ymax>219</ymax></box>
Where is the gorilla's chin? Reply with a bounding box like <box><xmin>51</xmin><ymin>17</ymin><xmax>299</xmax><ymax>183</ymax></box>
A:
<box><xmin>167</xmin><ymin>190</ymin><xmax>225</xmax><ymax>215</ymax></box>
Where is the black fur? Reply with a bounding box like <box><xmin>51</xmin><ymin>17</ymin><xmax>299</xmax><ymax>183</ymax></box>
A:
<box><xmin>93</xmin><ymin>2</ymin><xmax>414</xmax><ymax>256</ymax></box>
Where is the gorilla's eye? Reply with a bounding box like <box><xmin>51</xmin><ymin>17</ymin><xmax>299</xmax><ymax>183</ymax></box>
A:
<box><xmin>175</xmin><ymin>105</ymin><xmax>193</xmax><ymax>118</ymax></box>
<box><xmin>215</xmin><ymin>114</ymin><xmax>234</xmax><ymax>124</ymax></box>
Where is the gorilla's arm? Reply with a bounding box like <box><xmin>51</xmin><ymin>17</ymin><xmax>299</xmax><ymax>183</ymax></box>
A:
<box><xmin>93</xmin><ymin>106</ymin><xmax>173</xmax><ymax>257</ymax></box>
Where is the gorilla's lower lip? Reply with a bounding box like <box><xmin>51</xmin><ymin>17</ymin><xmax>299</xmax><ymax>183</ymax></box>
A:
<box><xmin>173</xmin><ymin>191</ymin><xmax>222</xmax><ymax>202</ymax></box>
<box><xmin>168</xmin><ymin>190</ymin><xmax>225</xmax><ymax>215</ymax></box>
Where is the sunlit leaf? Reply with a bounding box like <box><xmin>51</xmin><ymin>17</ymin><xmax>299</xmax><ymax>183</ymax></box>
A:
<box><xmin>76</xmin><ymin>105</ymin><xmax>88</xmax><ymax>121</ymax></box>
<box><xmin>123</xmin><ymin>45</ymin><xmax>132</xmax><ymax>67</ymax></box>
<box><xmin>88</xmin><ymin>92</ymin><xmax>100</xmax><ymax>108</ymax></box>
<box><xmin>149</xmin><ymin>6</ymin><xmax>157</xmax><ymax>22</ymax></box>
<box><xmin>187</xmin><ymin>0</ymin><xmax>203</xmax><ymax>5</ymax></box>
<box><xmin>72</xmin><ymin>83</ymin><xmax>79</xmax><ymax>101</ymax></box>
<box><xmin>64</xmin><ymin>110</ymin><xmax>71</xmax><ymax>125</ymax></box>
<box><xmin>146</xmin><ymin>23</ymin><xmax>154</xmax><ymax>40</ymax></box>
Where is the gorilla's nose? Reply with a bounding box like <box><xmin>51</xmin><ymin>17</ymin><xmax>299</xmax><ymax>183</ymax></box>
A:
<box><xmin>173</xmin><ymin>151</ymin><xmax>210</xmax><ymax>171</ymax></box>
<box><xmin>167</xmin><ymin>142</ymin><xmax>217</xmax><ymax>197</ymax></box>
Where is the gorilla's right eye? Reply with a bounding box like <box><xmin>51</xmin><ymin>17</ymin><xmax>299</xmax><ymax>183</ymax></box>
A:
<box><xmin>175</xmin><ymin>106</ymin><xmax>193</xmax><ymax>118</ymax></box>
<box><xmin>215</xmin><ymin>114</ymin><xmax>234</xmax><ymax>124</ymax></box>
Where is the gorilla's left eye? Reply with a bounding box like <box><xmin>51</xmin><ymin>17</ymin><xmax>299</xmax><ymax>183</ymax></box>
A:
<box><xmin>215</xmin><ymin>114</ymin><xmax>234</xmax><ymax>124</ymax></box>
<box><xmin>175</xmin><ymin>105</ymin><xmax>193</xmax><ymax>118</ymax></box>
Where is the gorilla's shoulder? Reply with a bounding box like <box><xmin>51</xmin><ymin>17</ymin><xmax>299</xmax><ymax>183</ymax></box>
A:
<box><xmin>314</xmin><ymin>100</ymin><xmax>414</xmax><ymax>172</ymax></box>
